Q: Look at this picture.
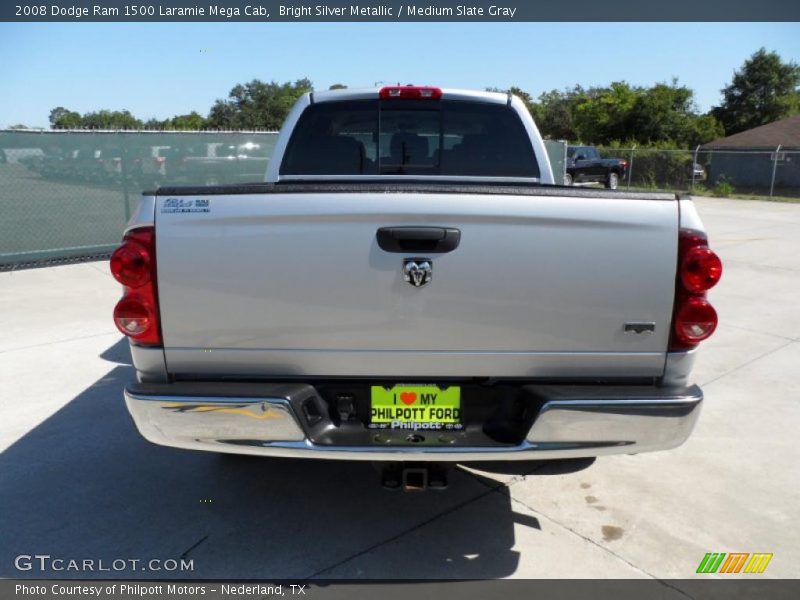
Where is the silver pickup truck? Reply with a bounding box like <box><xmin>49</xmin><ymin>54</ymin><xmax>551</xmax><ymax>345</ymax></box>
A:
<box><xmin>111</xmin><ymin>87</ymin><xmax>722</xmax><ymax>488</ymax></box>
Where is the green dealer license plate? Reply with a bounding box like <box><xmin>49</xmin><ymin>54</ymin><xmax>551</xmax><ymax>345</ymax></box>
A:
<box><xmin>370</xmin><ymin>385</ymin><xmax>462</xmax><ymax>428</ymax></box>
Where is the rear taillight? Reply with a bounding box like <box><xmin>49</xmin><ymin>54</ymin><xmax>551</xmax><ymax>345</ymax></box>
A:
<box><xmin>110</xmin><ymin>227</ymin><xmax>161</xmax><ymax>346</ymax></box>
<box><xmin>670</xmin><ymin>229</ymin><xmax>722</xmax><ymax>350</ymax></box>
<box><xmin>674</xmin><ymin>297</ymin><xmax>718</xmax><ymax>344</ymax></box>
<box><xmin>379</xmin><ymin>86</ymin><xmax>442</xmax><ymax>100</ymax></box>
<box><xmin>110</xmin><ymin>237</ymin><xmax>150</xmax><ymax>288</ymax></box>
<box><xmin>681</xmin><ymin>245</ymin><xmax>723</xmax><ymax>292</ymax></box>
<box><xmin>113</xmin><ymin>295</ymin><xmax>156</xmax><ymax>337</ymax></box>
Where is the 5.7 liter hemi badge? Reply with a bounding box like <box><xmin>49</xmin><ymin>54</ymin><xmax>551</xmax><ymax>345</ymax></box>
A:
<box><xmin>161</xmin><ymin>198</ymin><xmax>210</xmax><ymax>214</ymax></box>
<box><xmin>403</xmin><ymin>258</ymin><xmax>432</xmax><ymax>288</ymax></box>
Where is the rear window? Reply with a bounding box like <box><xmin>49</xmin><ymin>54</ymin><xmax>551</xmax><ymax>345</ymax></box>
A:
<box><xmin>280</xmin><ymin>99</ymin><xmax>539</xmax><ymax>178</ymax></box>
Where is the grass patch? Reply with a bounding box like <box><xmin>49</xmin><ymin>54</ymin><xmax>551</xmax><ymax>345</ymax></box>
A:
<box><xmin>690</xmin><ymin>183</ymin><xmax>800</xmax><ymax>203</ymax></box>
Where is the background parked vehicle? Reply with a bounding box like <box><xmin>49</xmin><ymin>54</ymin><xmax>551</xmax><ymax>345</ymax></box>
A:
<box><xmin>18</xmin><ymin>152</ymin><xmax>42</xmax><ymax>172</ymax></box>
<box><xmin>565</xmin><ymin>145</ymin><xmax>628</xmax><ymax>189</ymax></box>
<box><xmin>96</xmin><ymin>147</ymin><xmax>125</xmax><ymax>183</ymax></box>
<box><xmin>0</xmin><ymin>146</ymin><xmax>44</xmax><ymax>165</ymax></box>
<box><xmin>689</xmin><ymin>161</ymin><xmax>707</xmax><ymax>182</ymax></box>
<box><xmin>70</xmin><ymin>148</ymin><xmax>109</xmax><ymax>183</ymax></box>
<box><xmin>109</xmin><ymin>145</ymin><xmax>169</xmax><ymax>187</ymax></box>
<box><xmin>43</xmin><ymin>148</ymin><xmax>79</xmax><ymax>180</ymax></box>
<box><xmin>174</xmin><ymin>141</ymin><xmax>270</xmax><ymax>185</ymax></box>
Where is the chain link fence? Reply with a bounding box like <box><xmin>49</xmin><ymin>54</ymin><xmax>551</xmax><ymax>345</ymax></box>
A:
<box><xmin>0</xmin><ymin>130</ymin><xmax>278</xmax><ymax>268</ymax></box>
<box><xmin>2</xmin><ymin>130</ymin><xmax>797</xmax><ymax>269</ymax></box>
<box><xmin>595</xmin><ymin>146</ymin><xmax>800</xmax><ymax>198</ymax></box>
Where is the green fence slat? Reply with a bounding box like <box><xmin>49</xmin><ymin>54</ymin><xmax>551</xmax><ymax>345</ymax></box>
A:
<box><xmin>0</xmin><ymin>130</ymin><xmax>278</xmax><ymax>267</ymax></box>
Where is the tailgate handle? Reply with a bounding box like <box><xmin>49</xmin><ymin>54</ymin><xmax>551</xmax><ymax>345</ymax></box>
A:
<box><xmin>376</xmin><ymin>227</ymin><xmax>461</xmax><ymax>253</ymax></box>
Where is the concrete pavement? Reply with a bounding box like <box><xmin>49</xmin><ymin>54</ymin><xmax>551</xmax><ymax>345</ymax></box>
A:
<box><xmin>0</xmin><ymin>197</ymin><xmax>798</xmax><ymax>582</ymax></box>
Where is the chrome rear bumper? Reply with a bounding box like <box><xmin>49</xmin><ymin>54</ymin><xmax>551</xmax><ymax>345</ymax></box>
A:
<box><xmin>124</xmin><ymin>382</ymin><xmax>702</xmax><ymax>462</ymax></box>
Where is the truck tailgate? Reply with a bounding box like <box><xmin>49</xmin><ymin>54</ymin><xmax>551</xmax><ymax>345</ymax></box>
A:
<box><xmin>154</xmin><ymin>190</ymin><xmax>678</xmax><ymax>378</ymax></box>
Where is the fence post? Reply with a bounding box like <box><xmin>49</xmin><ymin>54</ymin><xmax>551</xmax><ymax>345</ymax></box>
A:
<box><xmin>769</xmin><ymin>144</ymin><xmax>781</xmax><ymax>198</ymax></box>
<box><xmin>691</xmin><ymin>145</ymin><xmax>700</xmax><ymax>191</ymax></box>
<box><xmin>627</xmin><ymin>145</ymin><xmax>635</xmax><ymax>188</ymax></box>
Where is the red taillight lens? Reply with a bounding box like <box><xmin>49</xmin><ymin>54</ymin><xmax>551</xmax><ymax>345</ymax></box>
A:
<box><xmin>669</xmin><ymin>228</ymin><xmax>722</xmax><ymax>351</ymax></box>
<box><xmin>681</xmin><ymin>246</ymin><xmax>722</xmax><ymax>292</ymax></box>
<box><xmin>674</xmin><ymin>296</ymin><xmax>718</xmax><ymax>344</ymax></box>
<box><xmin>110</xmin><ymin>241</ymin><xmax>150</xmax><ymax>288</ymax></box>
<box><xmin>111</xmin><ymin>226</ymin><xmax>161</xmax><ymax>346</ymax></box>
<box><xmin>113</xmin><ymin>295</ymin><xmax>155</xmax><ymax>337</ymax></box>
<box><xmin>379</xmin><ymin>86</ymin><xmax>442</xmax><ymax>100</ymax></box>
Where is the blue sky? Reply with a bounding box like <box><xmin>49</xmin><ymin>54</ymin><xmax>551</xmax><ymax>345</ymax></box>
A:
<box><xmin>1</xmin><ymin>22</ymin><xmax>798</xmax><ymax>128</ymax></box>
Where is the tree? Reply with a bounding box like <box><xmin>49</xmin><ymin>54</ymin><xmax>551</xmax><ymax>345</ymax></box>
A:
<box><xmin>164</xmin><ymin>111</ymin><xmax>208</xmax><ymax>130</ymax></box>
<box><xmin>49</xmin><ymin>106</ymin><xmax>82</xmax><ymax>129</ymax></box>
<box><xmin>712</xmin><ymin>48</ymin><xmax>800</xmax><ymax>135</ymax></box>
<box><xmin>685</xmin><ymin>114</ymin><xmax>725</xmax><ymax>147</ymax></box>
<box><xmin>328</xmin><ymin>83</ymin><xmax>347</xmax><ymax>90</ymax></box>
<box><xmin>208</xmin><ymin>78</ymin><xmax>313</xmax><ymax>130</ymax></box>
<box><xmin>39</xmin><ymin>71</ymin><xmax>735</xmax><ymax>146</ymax></box>
<box><xmin>534</xmin><ymin>80</ymin><xmax>724</xmax><ymax>147</ymax></box>
<box><xmin>535</xmin><ymin>87</ymin><xmax>582</xmax><ymax>140</ymax></box>
<box><xmin>49</xmin><ymin>107</ymin><xmax>69</xmax><ymax>127</ymax></box>
<box><xmin>79</xmin><ymin>109</ymin><xmax>142</xmax><ymax>129</ymax></box>
<box><xmin>571</xmin><ymin>82</ymin><xmax>638</xmax><ymax>144</ymax></box>
<box><xmin>623</xmin><ymin>80</ymin><xmax>691</xmax><ymax>144</ymax></box>
<box><xmin>143</xmin><ymin>117</ymin><xmax>166</xmax><ymax>129</ymax></box>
